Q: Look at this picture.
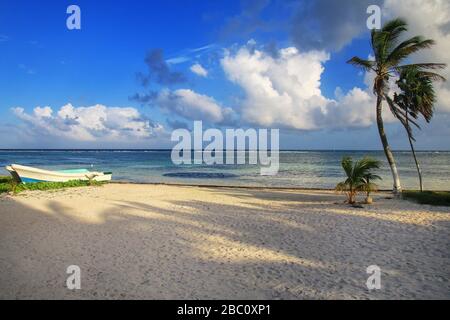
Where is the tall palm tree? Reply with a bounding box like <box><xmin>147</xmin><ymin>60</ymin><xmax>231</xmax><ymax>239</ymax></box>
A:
<box><xmin>386</xmin><ymin>66</ymin><xmax>445</xmax><ymax>191</ymax></box>
<box><xmin>347</xmin><ymin>18</ymin><xmax>445</xmax><ymax>194</ymax></box>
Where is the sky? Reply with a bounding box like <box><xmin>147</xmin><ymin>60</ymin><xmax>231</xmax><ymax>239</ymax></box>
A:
<box><xmin>0</xmin><ymin>0</ymin><xmax>449</xmax><ymax>150</ymax></box>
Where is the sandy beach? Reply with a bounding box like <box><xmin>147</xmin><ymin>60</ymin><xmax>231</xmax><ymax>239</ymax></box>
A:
<box><xmin>0</xmin><ymin>183</ymin><xmax>449</xmax><ymax>299</ymax></box>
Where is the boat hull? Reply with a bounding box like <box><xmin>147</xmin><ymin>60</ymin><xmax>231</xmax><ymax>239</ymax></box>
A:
<box><xmin>10</xmin><ymin>164</ymin><xmax>112</xmax><ymax>183</ymax></box>
<box><xmin>5</xmin><ymin>165</ymin><xmax>21</xmax><ymax>183</ymax></box>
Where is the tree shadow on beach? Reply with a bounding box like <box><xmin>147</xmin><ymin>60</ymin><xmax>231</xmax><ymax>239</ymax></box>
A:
<box><xmin>0</xmin><ymin>187</ymin><xmax>448</xmax><ymax>300</ymax></box>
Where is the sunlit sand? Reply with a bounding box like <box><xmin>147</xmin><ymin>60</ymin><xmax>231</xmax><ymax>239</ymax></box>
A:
<box><xmin>0</xmin><ymin>184</ymin><xmax>448</xmax><ymax>299</ymax></box>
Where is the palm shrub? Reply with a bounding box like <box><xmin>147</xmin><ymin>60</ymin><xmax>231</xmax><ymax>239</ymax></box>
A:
<box><xmin>336</xmin><ymin>156</ymin><xmax>381</xmax><ymax>204</ymax></box>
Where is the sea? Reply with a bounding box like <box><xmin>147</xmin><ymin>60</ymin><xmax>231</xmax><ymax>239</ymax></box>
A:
<box><xmin>0</xmin><ymin>150</ymin><xmax>449</xmax><ymax>190</ymax></box>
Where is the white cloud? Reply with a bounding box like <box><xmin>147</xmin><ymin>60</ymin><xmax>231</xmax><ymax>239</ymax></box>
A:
<box><xmin>288</xmin><ymin>0</ymin><xmax>450</xmax><ymax>119</ymax></box>
<box><xmin>34</xmin><ymin>106</ymin><xmax>53</xmax><ymax>118</ymax></box>
<box><xmin>166</xmin><ymin>56</ymin><xmax>190</xmax><ymax>65</ymax></box>
<box><xmin>166</xmin><ymin>44</ymin><xmax>216</xmax><ymax>65</ymax></box>
<box><xmin>190</xmin><ymin>63</ymin><xmax>208</xmax><ymax>77</ymax></box>
<box><xmin>12</xmin><ymin>104</ymin><xmax>162</xmax><ymax>142</ymax></box>
<box><xmin>315</xmin><ymin>87</ymin><xmax>375</xmax><ymax>128</ymax></box>
<box><xmin>156</xmin><ymin>38</ymin><xmax>436</xmax><ymax>132</ymax></box>
<box><xmin>155</xmin><ymin>89</ymin><xmax>230</xmax><ymax>123</ymax></box>
<box><xmin>221</xmin><ymin>44</ymin><xmax>377</xmax><ymax>130</ymax></box>
<box><xmin>383</xmin><ymin>0</ymin><xmax>450</xmax><ymax>112</ymax></box>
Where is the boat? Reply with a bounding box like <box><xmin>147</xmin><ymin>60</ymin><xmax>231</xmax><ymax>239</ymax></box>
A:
<box><xmin>5</xmin><ymin>165</ymin><xmax>21</xmax><ymax>183</ymax></box>
<box><xmin>6</xmin><ymin>164</ymin><xmax>112</xmax><ymax>183</ymax></box>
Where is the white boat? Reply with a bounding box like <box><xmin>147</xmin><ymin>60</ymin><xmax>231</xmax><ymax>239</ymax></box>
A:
<box><xmin>7</xmin><ymin>164</ymin><xmax>112</xmax><ymax>183</ymax></box>
<box><xmin>5</xmin><ymin>165</ymin><xmax>21</xmax><ymax>182</ymax></box>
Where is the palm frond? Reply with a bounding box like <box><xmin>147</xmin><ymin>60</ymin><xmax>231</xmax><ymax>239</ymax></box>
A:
<box><xmin>335</xmin><ymin>182</ymin><xmax>348</xmax><ymax>192</ymax></box>
<box><xmin>358</xmin><ymin>181</ymin><xmax>379</xmax><ymax>192</ymax></box>
<box><xmin>381</xmin><ymin>18</ymin><xmax>408</xmax><ymax>37</ymax></box>
<box><xmin>347</xmin><ymin>57</ymin><xmax>375</xmax><ymax>71</ymax></box>
<box><xmin>364</xmin><ymin>173</ymin><xmax>382</xmax><ymax>181</ymax></box>
<box><xmin>397</xmin><ymin>63</ymin><xmax>446</xmax><ymax>71</ymax></box>
<box><xmin>387</xmin><ymin>38</ymin><xmax>435</xmax><ymax>66</ymax></box>
<box><xmin>386</xmin><ymin>96</ymin><xmax>421</xmax><ymax>128</ymax></box>
<box><xmin>341</xmin><ymin>156</ymin><xmax>353</xmax><ymax>178</ymax></box>
<box><xmin>394</xmin><ymin>65</ymin><xmax>442</xmax><ymax>124</ymax></box>
<box><xmin>415</xmin><ymin>71</ymin><xmax>446</xmax><ymax>82</ymax></box>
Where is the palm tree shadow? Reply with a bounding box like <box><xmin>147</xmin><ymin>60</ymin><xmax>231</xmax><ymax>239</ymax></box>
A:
<box><xmin>0</xmin><ymin>190</ymin><xmax>448</xmax><ymax>300</ymax></box>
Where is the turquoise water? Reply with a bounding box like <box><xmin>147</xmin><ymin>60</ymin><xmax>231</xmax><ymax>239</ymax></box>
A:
<box><xmin>0</xmin><ymin>150</ymin><xmax>449</xmax><ymax>190</ymax></box>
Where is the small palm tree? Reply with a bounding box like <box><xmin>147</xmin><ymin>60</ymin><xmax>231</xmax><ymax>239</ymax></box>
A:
<box><xmin>360</xmin><ymin>172</ymin><xmax>382</xmax><ymax>204</ymax></box>
<box><xmin>348</xmin><ymin>18</ymin><xmax>445</xmax><ymax>194</ymax></box>
<box><xmin>336</xmin><ymin>156</ymin><xmax>381</xmax><ymax>204</ymax></box>
<box><xmin>386</xmin><ymin>66</ymin><xmax>446</xmax><ymax>192</ymax></box>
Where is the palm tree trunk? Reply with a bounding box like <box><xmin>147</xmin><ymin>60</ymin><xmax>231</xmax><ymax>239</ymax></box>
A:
<box><xmin>349</xmin><ymin>184</ymin><xmax>355</xmax><ymax>204</ymax></box>
<box><xmin>405</xmin><ymin>115</ymin><xmax>424</xmax><ymax>192</ymax></box>
<box><xmin>376</xmin><ymin>96</ymin><xmax>402</xmax><ymax>194</ymax></box>
<box><xmin>366</xmin><ymin>177</ymin><xmax>370</xmax><ymax>198</ymax></box>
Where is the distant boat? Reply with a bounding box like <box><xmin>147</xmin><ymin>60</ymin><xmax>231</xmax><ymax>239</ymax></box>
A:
<box><xmin>7</xmin><ymin>164</ymin><xmax>112</xmax><ymax>183</ymax></box>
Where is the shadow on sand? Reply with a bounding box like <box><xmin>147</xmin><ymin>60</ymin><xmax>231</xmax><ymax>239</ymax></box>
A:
<box><xmin>0</xmin><ymin>187</ymin><xmax>448</xmax><ymax>299</ymax></box>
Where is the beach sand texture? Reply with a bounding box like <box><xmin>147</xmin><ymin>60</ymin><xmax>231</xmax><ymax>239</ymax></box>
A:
<box><xmin>0</xmin><ymin>184</ymin><xmax>449</xmax><ymax>299</ymax></box>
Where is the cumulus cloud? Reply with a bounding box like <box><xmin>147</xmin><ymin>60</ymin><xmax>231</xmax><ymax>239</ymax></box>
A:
<box><xmin>291</xmin><ymin>0</ymin><xmax>383</xmax><ymax>51</ymax></box>
<box><xmin>221</xmin><ymin>44</ymin><xmax>376</xmax><ymax>130</ymax></box>
<box><xmin>131</xmin><ymin>49</ymin><xmax>236</xmax><ymax>125</ymax></box>
<box><xmin>190</xmin><ymin>63</ymin><xmax>208</xmax><ymax>77</ymax></box>
<box><xmin>12</xmin><ymin>104</ymin><xmax>163</xmax><ymax>142</ymax></box>
<box><xmin>166</xmin><ymin>118</ymin><xmax>190</xmax><ymax>130</ymax></box>
<box><xmin>216</xmin><ymin>0</ymin><xmax>383</xmax><ymax>52</ymax></box>
<box><xmin>383</xmin><ymin>0</ymin><xmax>450</xmax><ymax>112</ymax></box>
<box><xmin>290</xmin><ymin>0</ymin><xmax>450</xmax><ymax>114</ymax></box>
<box><xmin>155</xmin><ymin>88</ymin><xmax>234</xmax><ymax>124</ymax></box>
<box><xmin>128</xmin><ymin>0</ymin><xmax>450</xmax><ymax>135</ymax></box>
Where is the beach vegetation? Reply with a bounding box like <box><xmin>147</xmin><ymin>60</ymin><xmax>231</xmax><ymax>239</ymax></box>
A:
<box><xmin>348</xmin><ymin>18</ymin><xmax>446</xmax><ymax>194</ymax></box>
<box><xmin>402</xmin><ymin>191</ymin><xmax>450</xmax><ymax>207</ymax></box>
<box><xmin>335</xmin><ymin>156</ymin><xmax>381</xmax><ymax>204</ymax></box>
<box><xmin>0</xmin><ymin>176</ymin><xmax>11</xmax><ymax>194</ymax></box>
<box><xmin>0</xmin><ymin>175</ymin><xmax>104</xmax><ymax>195</ymax></box>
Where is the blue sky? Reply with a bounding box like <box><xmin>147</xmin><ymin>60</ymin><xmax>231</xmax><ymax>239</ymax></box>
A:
<box><xmin>1</xmin><ymin>0</ymin><xmax>449</xmax><ymax>149</ymax></box>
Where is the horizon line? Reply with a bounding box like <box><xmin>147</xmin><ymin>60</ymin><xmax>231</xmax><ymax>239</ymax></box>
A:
<box><xmin>0</xmin><ymin>148</ymin><xmax>448</xmax><ymax>152</ymax></box>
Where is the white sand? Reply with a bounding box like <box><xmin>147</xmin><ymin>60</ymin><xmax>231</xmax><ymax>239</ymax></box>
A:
<box><xmin>0</xmin><ymin>183</ymin><xmax>449</xmax><ymax>299</ymax></box>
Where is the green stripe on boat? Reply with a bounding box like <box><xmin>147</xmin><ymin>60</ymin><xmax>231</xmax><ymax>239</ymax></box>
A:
<box><xmin>57</xmin><ymin>169</ymin><xmax>90</xmax><ymax>173</ymax></box>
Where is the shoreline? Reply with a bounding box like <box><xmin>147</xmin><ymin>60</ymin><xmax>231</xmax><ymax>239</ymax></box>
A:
<box><xmin>109</xmin><ymin>180</ymin><xmax>343</xmax><ymax>191</ymax></box>
<box><xmin>109</xmin><ymin>181</ymin><xmax>449</xmax><ymax>193</ymax></box>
